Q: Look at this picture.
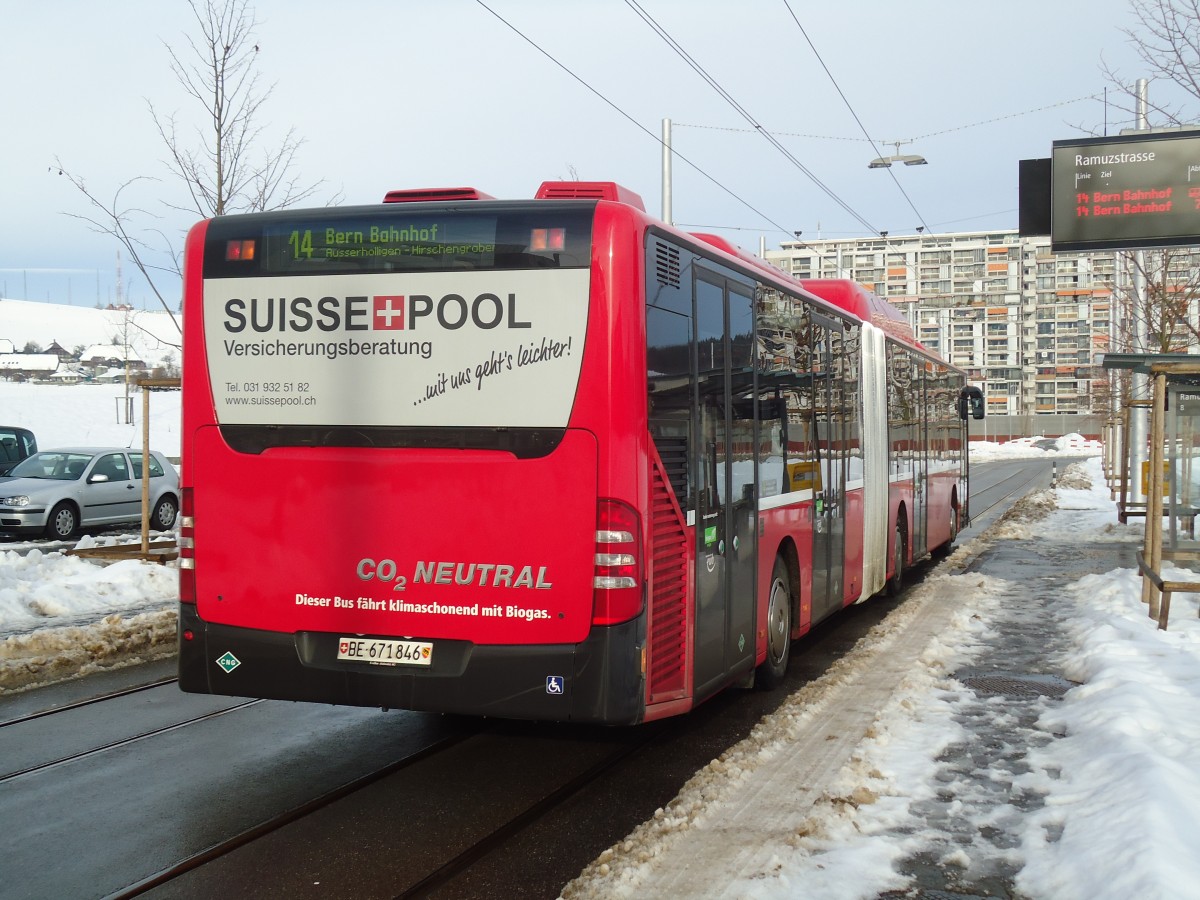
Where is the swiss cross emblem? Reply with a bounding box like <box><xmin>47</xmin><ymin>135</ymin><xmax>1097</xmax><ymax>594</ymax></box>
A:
<box><xmin>373</xmin><ymin>295</ymin><xmax>405</xmax><ymax>330</ymax></box>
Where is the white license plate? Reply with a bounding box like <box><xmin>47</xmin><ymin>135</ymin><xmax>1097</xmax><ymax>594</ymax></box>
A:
<box><xmin>337</xmin><ymin>637</ymin><xmax>433</xmax><ymax>666</ymax></box>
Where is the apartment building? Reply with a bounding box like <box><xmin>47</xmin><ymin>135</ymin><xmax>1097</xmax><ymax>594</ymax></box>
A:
<box><xmin>763</xmin><ymin>230</ymin><xmax>1142</xmax><ymax>422</ymax></box>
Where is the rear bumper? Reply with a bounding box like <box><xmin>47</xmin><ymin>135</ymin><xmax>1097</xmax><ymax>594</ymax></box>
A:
<box><xmin>178</xmin><ymin>603</ymin><xmax>646</xmax><ymax>725</ymax></box>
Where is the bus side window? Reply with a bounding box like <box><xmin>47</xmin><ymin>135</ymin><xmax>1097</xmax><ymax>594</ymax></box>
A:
<box><xmin>748</xmin><ymin>393</ymin><xmax>785</xmax><ymax>498</ymax></box>
<box><xmin>647</xmin><ymin>304</ymin><xmax>693</xmax><ymax>509</ymax></box>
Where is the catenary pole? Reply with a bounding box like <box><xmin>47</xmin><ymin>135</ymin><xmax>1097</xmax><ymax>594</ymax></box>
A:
<box><xmin>1129</xmin><ymin>79</ymin><xmax>1150</xmax><ymax>509</ymax></box>
<box><xmin>662</xmin><ymin>118</ymin><xmax>672</xmax><ymax>226</ymax></box>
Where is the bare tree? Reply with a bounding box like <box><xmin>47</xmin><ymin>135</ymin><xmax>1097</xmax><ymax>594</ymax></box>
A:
<box><xmin>1101</xmin><ymin>0</ymin><xmax>1200</xmax><ymax>126</ymax></box>
<box><xmin>1115</xmin><ymin>248</ymin><xmax>1200</xmax><ymax>351</ymax></box>
<box><xmin>54</xmin><ymin>172</ymin><xmax>182</xmax><ymax>333</ymax></box>
<box><xmin>1097</xmin><ymin>247</ymin><xmax>1200</xmax><ymax>412</ymax></box>
<box><xmin>57</xmin><ymin>0</ymin><xmax>334</xmax><ymax>330</ymax></box>
<box><xmin>154</xmin><ymin>0</ymin><xmax>326</xmax><ymax>217</ymax></box>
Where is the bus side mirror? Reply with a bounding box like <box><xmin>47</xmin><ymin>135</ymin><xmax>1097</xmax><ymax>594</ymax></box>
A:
<box><xmin>958</xmin><ymin>386</ymin><xmax>984</xmax><ymax>421</ymax></box>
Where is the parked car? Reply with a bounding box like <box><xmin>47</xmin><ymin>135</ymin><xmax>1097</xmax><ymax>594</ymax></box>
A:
<box><xmin>0</xmin><ymin>447</ymin><xmax>179</xmax><ymax>539</ymax></box>
<box><xmin>0</xmin><ymin>426</ymin><xmax>37</xmax><ymax>476</ymax></box>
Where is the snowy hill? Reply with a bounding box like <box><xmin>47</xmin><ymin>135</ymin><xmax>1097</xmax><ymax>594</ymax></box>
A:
<box><xmin>0</xmin><ymin>298</ymin><xmax>181</xmax><ymax>367</ymax></box>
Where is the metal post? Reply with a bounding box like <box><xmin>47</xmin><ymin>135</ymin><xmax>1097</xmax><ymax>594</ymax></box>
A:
<box><xmin>661</xmin><ymin>118</ymin><xmax>672</xmax><ymax>226</ymax></box>
<box><xmin>1143</xmin><ymin>371</ymin><xmax>1166</xmax><ymax>617</ymax></box>
<box><xmin>1120</xmin><ymin>404</ymin><xmax>1132</xmax><ymax>521</ymax></box>
<box><xmin>141</xmin><ymin>385</ymin><xmax>151</xmax><ymax>553</ymax></box>
<box><xmin>1129</xmin><ymin>79</ymin><xmax>1151</xmax><ymax>508</ymax></box>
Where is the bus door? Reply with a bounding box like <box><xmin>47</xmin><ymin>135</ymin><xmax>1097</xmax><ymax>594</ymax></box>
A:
<box><xmin>911</xmin><ymin>361</ymin><xmax>928</xmax><ymax>556</ymax></box>
<box><xmin>810</xmin><ymin>312</ymin><xmax>846</xmax><ymax>622</ymax></box>
<box><xmin>693</xmin><ymin>273</ymin><xmax>757</xmax><ymax>695</ymax></box>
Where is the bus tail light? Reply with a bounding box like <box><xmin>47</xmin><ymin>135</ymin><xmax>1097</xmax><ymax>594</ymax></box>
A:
<box><xmin>592</xmin><ymin>500</ymin><xmax>644</xmax><ymax>625</ymax></box>
<box><xmin>179</xmin><ymin>488</ymin><xmax>196</xmax><ymax>604</ymax></box>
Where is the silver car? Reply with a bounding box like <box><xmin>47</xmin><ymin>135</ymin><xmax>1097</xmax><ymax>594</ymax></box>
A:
<box><xmin>0</xmin><ymin>447</ymin><xmax>179</xmax><ymax>539</ymax></box>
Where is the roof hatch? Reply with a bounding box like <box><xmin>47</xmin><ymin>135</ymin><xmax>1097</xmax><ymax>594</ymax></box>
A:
<box><xmin>382</xmin><ymin>187</ymin><xmax>496</xmax><ymax>203</ymax></box>
<box><xmin>535</xmin><ymin>181</ymin><xmax>645</xmax><ymax>210</ymax></box>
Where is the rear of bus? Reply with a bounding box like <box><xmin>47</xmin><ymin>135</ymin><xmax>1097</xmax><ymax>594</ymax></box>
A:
<box><xmin>177</xmin><ymin>186</ymin><xmax>652</xmax><ymax>724</ymax></box>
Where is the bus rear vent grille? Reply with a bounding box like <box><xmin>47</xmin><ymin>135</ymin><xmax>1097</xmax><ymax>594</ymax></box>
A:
<box><xmin>648</xmin><ymin>455</ymin><xmax>688</xmax><ymax>702</ymax></box>
<box><xmin>655</xmin><ymin>242</ymin><xmax>681</xmax><ymax>288</ymax></box>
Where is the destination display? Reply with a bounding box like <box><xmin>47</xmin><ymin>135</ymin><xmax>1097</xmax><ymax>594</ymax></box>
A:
<box><xmin>203</xmin><ymin>207</ymin><xmax>594</xmax><ymax>277</ymax></box>
<box><xmin>1051</xmin><ymin>131</ymin><xmax>1200</xmax><ymax>251</ymax></box>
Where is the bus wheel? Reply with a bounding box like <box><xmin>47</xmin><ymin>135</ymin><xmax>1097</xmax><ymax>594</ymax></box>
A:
<box><xmin>888</xmin><ymin>522</ymin><xmax>905</xmax><ymax>596</ymax></box>
<box><xmin>935</xmin><ymin>503</ymin><xmax>959</xmax><ymax>558</ymax></box>
<box><xmin>756</xmin><ymin>557</ymin><xmax>792</xmax><ymax>690</ymax></box>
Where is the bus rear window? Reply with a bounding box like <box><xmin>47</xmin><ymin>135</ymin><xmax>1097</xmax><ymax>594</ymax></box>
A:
<box><xmin>204</xmin><ymin>205</ymin><xmax>594</xmax><ymax>278</ymax></box>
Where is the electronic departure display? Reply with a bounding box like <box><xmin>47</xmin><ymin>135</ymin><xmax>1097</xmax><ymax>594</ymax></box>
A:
<box><xmin>1051</xmin><ymin>131</ymin><xmax>1200</xmax><ymax>251</ymax></box>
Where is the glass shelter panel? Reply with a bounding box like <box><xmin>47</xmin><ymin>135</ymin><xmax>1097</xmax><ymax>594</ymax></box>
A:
<box><xmin>1167</xmin><ymin>386</ymin><xmax>1200</xmax><ymax>550</ymax></box>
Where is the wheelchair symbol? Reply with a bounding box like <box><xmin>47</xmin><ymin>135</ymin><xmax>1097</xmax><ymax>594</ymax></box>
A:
<box><xmin>546</xmin><ymin>676</ymin><xmax>564</xmax><ymax>694</ymax></box>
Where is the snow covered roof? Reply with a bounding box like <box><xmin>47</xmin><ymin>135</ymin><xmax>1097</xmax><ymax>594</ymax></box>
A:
<box><xmin>0</xmin><ymin>353</ymin><xmax>59</xmax><ymax>372</ymax></box>
<box><xmin>80</xmin><ymin>343</ymin><xmax>144</xmax><ymax>363</ymax></box>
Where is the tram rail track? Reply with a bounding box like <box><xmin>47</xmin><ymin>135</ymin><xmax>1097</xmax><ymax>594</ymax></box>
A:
<box><xmin>1</xmin><ymin>661</ymin><xmax>672</xmax><ymax>900</ymax></box>
<box><xmin>396</xmin><ymin>723</ymin><xmax>674</xmax><ymax>900</ymax></box>
<box><xmin>1</xmin><ymin>695</ymin><xmax>261</xmax><ymax>783</ymax></box>
<box><xmin>0</xmin><ymin>676</ymin><xmax>178</xmax><ymax>729</ymax></box>
<box><xmin>109</xmin><ymin>730</ymin><xmax>477</xmax><ymax>900</ymax></box>
<box><xmin>966</xmin><ymin>459</ymin><xmax>1057</xmax><ymax>528</ymax></box>
<box><xmin>105</xmin><ymin>719</ymin><xmax>674</xmax><ymax>900</ymax></box>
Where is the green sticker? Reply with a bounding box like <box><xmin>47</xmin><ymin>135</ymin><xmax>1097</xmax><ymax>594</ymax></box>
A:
<box><xmin>704</xmin><ymin>525</ymin><xmax>718</xmax><ymax>545</ymax></box>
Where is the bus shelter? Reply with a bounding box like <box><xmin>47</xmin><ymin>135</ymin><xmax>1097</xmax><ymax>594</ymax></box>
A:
<box><xmin>1102</xmin><ymin>353</ymin><xmax>1200</xmax><ymax>628</ymax></box>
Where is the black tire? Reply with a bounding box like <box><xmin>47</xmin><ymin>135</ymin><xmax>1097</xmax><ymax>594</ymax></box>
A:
<box><xmin>45</xmin><ymin>502</ymin><xmax>79</xmax><ymax>540</ymax></box>
<box><xmin>152</xmin><ymin>495</ymin><xmax>179</xmax><ymax>531</ymax></box>
<box><xmin>888</xmin><ymin>521</ymin><xmax>905</xmax><ymax>596</ymax></box>
<box><xmin>756</xmin><ymin>556</ymin><xmax>792</xmax><ymax>690</ymax></box>
<box><xmin>934</xmin><ymin>502</ymin><xmax>959</xmax><ymax>558</ymax></box>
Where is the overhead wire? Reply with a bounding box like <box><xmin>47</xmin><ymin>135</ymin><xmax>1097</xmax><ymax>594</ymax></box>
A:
<box><xmin>675</xmin><ymin>92</ymin><xmax>1105</xmax><ymax>145</ymax></box>
<box><xmin>473</xmin><ymin>0</ymin><xmax>796</xmax><ymax>240</ymax></box>
<box><xmin>780</xmin><ymin>0</ymin><xmax>932</xmax><ymax>236</ymax></box>
<box><xmin>476</xmin><ymin>0</ymin><xmax>997</xmax><ymax>281</ymax></box>
<box><xmin>623</xmin><ymin>0</ymin><xmax>883</xmax><ymax>237</ymax></box>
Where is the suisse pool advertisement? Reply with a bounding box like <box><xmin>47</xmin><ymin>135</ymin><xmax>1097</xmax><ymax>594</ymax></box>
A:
<box><xmin>202</xmin><ymin>269</ymin><xmax>590</xmax><ymax>429</ymax></box>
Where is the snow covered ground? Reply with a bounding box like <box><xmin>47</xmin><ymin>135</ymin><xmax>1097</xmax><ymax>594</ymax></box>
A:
<box><xmin>0</xmin><ymin>379</ymin><xmax>181</xmax><ymax>459</ymax></box>
<box><xmin>0</xmin><ymin>379</ymin><xmax>182</xmax><ymax>691</ymax></box>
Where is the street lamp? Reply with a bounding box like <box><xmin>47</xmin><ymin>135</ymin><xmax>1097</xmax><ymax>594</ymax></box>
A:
<box><xmin>868</xmin><ymin>141</ymin><xmax>928</xmax><ymax>169</ymax></box>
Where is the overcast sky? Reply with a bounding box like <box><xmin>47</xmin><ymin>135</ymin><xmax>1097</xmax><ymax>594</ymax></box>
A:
<box><xmin>2</xmin><ymin>0</ymin><xmax>1152</xmax><ymax>307</ymax></box>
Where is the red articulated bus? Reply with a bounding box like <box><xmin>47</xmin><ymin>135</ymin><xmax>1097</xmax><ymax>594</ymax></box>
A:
<box><xmin>177</xmin><ymin>181</ymin><xmax>983</xmax><ymax>724</ymax></box>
